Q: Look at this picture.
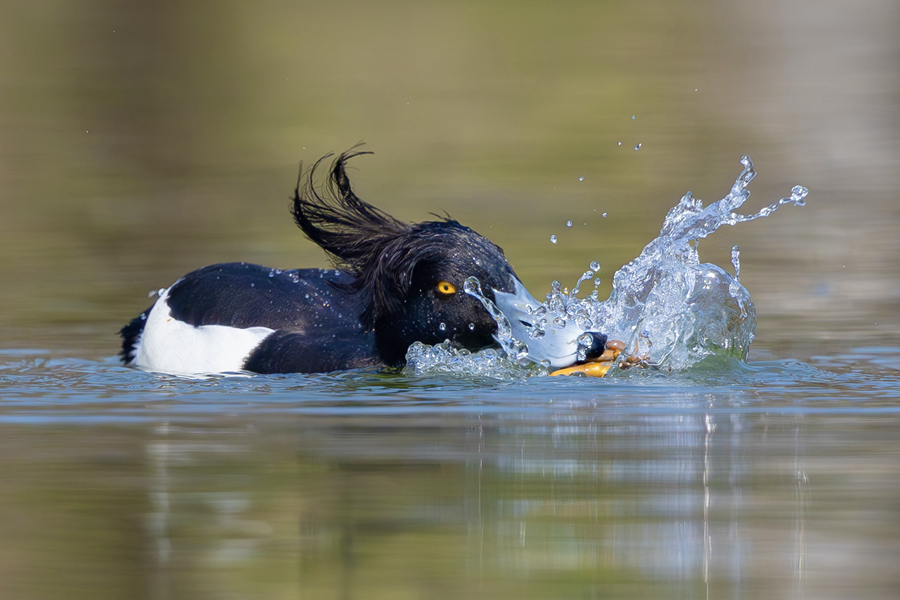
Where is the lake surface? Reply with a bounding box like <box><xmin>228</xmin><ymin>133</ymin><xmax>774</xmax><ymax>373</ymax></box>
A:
<box><xmin>2</xmin><ymin>0</ymin><xmax>899</xmax><ymax>598</ymax></box>
<box><xmin>2</xmin><ymin>350</ymin><xmax>899</xmax><ymax>599</ymax></box>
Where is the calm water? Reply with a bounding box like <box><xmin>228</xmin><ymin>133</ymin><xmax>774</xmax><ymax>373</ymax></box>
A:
<box><xmin>2</xmin><ymin>0</ymin><xmax>900</xmax><ymax>598</ymax></box>
<box><xmin>1</xmin><ymin>350</ymin><xmax>899</xmax><ymax>599</ymax></box>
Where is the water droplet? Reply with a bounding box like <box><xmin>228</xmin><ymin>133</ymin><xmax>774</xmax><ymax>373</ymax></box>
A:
<box><xmin>577</xmin><ymin>333</ymin><xmax>594</xmax><ymax>347</ymax></box>
<box><xmin>439</xmin><ymin>322</ymin><xmax>447</xmax><ymax>331</ymax></box>
<box><xmin>554</xmin><ymin>317</ymin><xmax>566</xmax><ymax>328</ymax></box>
<box><xmin>602</xmin><ymin>212</ymin><xmax>608</xmax><ymax>217</ymax></box>
<box><xmin>618</xmin><ymin>141</ymin><xmax>622</xmax><ymax>146</ymax></box>
<box><xmin>739</xmin><ymin>155</ymin><xmax>756</xmax><ymax>185</ymax></box>
<box><xmin>550</xmin><ymin>235</ymin><xmax>557</xmax><ymax>244</ymax></box>
<box><xmin>468</xmin><ymin>323</ymin><xmax>475</xmax><ymax>331</ymax></box>
<box><xmin>790</xmin><ymin>185</ymin><xmax>808</xmax><ymax>206</ymax></box>
<box><xmin>731</xmin><ymin>245</ymin><xmax>742</xmax><ymax>282</ymax></box>
<box><xmin>594</xmin><ymin>277</ymin><xmax>602</xmax><ymax>286</ymax></box>
<box><xmin>566</xmin><ymin>220</ymin><xmax>573</xmax><ymax>227</ymax></box>
<box><xmin>463</xmin><ymin>276</ymin><xmax>482</xmax><ymax>296</ymax></box>
<box><xmin>634</xmin><ymin>143</ymin><xmax>642</xmax><ymax>151</ymax></box>
<box><xmin>578</xmin><ymin>176</ymin><xmax>584</xmax><ymax>182</ymax></box>
<box><xmin>590</xmin><ymin>261</ymin><xmax>600</xmax><ymax>271</ymax></box>
<box><xmin>632</xmin><ymin>115</ymin><xmax>636</xmax><ymax>120</ymax></box>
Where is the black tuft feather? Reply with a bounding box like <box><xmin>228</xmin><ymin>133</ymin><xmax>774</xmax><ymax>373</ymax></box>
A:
<box><xmin>292</xmin><ymin>149</ymin><xmax>470</xmax><ymax>326</ymax></box>
<box><xmin>291</xmin><ymin>149</ymin><xmax>410</xmax><ymax>265</ymax></box>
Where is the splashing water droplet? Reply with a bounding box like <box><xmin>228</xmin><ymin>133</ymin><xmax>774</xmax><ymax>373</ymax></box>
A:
<box><xmin>790</xmin><ymin>185</ymin><xmax>808</xmax><ymax>206</ymax></box>
<box><xmin>590</xmin><ymin>261</ymin><xmax>601</xmax><ymax>271</ymax></box>
<box><xmin>634</xmin><ymin>143</ymin><xmax>642</xmax><ymax>151</ymax></box>
<box><xmin>463</xmin><ymin>277</ymin><xmax>480</xmax><ymax>296</ymax></box>
<box><xmin>739</xmin><ymin>155</ymin><xmax>756</xmax><ymax>185</ymax></box>
<box><xmin>568</xmin><ymin>268</ymin><xmax>595</xmax><ymax>299</ymax></box>
<box><xmin>578</xmin><ymin>176</ymin><xmax>584</xmax><ymax>182</ymax></box>
<box><xmin>468</xmin><ymin>323</ymin><xmax>475</xmax><ymax>331</ymax></box>
<box><xmin>731</xmin><ymin>245</ymin><xmax>742</xmax><ymax>282</ymax></box>
<box><xmin>550</xmin><ymin>235</ymin><xmax>558</xmax><ymax>244</ymax></box>
<box><xmin>439</xmin><ymin>322</ymin><xmax>447</xmax><ymax>332</ymax></box>
<box><xmin>602</xmin><ymin>212</ymin><xmax>608</xmax><ymax>217</ymax></box>
<box><xmin>566</xmin><ymin>220</ymin><xmax>573</xmax><ymax>227</ymax></box>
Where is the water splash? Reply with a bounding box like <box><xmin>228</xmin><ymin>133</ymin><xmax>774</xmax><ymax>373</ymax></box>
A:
<box><xmin>404</xmin><ymin>342</ymin><xmax>534</xmax><ymax>380</ymax></box>
<box><xmin>731</xmin><ymin>246</ymin><xmax>742</xmax><ymax>283</ymax></box>
<box><xmin>570</xmin><ymin>155</ymin><xmax>806</xmax><ymax>371</ymax></box>
<box><xmin>406</xmin><ymin>156</ymin><xmax>807</xmax><ymax>377</ymax></box>
<box><xmin>463</xmin><ymin>277</ymin><xmax>529</xmax><ymax>364</ymax></box>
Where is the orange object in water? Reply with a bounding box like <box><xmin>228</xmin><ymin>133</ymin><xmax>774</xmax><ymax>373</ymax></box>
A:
<box><xmin>550</xmin><ymin>340</ymin><xmax>625</xmax><ymax>378</ymax></box>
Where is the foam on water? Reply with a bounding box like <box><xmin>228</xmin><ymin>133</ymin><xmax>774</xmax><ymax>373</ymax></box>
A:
<box><xmin>405</xmin><ymin>156</ymin><xmax>807</xmax><ymax>378</ymax></box>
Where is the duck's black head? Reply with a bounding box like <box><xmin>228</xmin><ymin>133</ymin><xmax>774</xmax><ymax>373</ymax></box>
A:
<box><xmin>291</xmin><ymin>149</ymin><xmax>518</xmax><ymax>366</ymax></box>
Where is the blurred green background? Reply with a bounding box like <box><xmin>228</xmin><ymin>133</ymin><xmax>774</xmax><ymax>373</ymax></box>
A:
<box><xmin>1</xmin><ymin>0</ymin><xmax>898</xmax><ymax>356</ymax></box>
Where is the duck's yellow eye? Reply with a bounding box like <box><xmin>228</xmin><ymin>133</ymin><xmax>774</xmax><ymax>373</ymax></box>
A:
<box><xmin>436</xmin><ymin>281</ymin><xmax>456</xmax><ymax>297</ymax></box>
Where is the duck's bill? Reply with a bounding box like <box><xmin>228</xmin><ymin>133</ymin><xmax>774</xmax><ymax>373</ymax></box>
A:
<box><xmin>547</xmin><ymin>340</ymin><xmax>626</xmax><ymax>377</ymax></box>
<box><xmin>493</xmin><ymin>279</ymin><xmax>622</xmax><ymax>376</ymax></box>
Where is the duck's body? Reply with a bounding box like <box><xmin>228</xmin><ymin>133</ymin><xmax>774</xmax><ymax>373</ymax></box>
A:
<box><xmin>121</xmin><ymin>150</ymin><xmax>609</xmax><ymax>376</ymax></box>
<box><xmin>122</xmin><ymin>263</ymin><xmax>380</xmax><ymax>374</ymax></box>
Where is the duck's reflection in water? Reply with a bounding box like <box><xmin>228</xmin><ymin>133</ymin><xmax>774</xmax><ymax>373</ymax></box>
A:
<box><xmin>142</xmin><ymin>405</ymin><xmax>812</xmax><ymax>599</ymax></box>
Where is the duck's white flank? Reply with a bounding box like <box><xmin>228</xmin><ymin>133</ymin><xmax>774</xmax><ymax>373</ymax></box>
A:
<box><xmin>133</xmin><ymin>286</ymin><xmax>275</xmax><ymax>375</ymax></box>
